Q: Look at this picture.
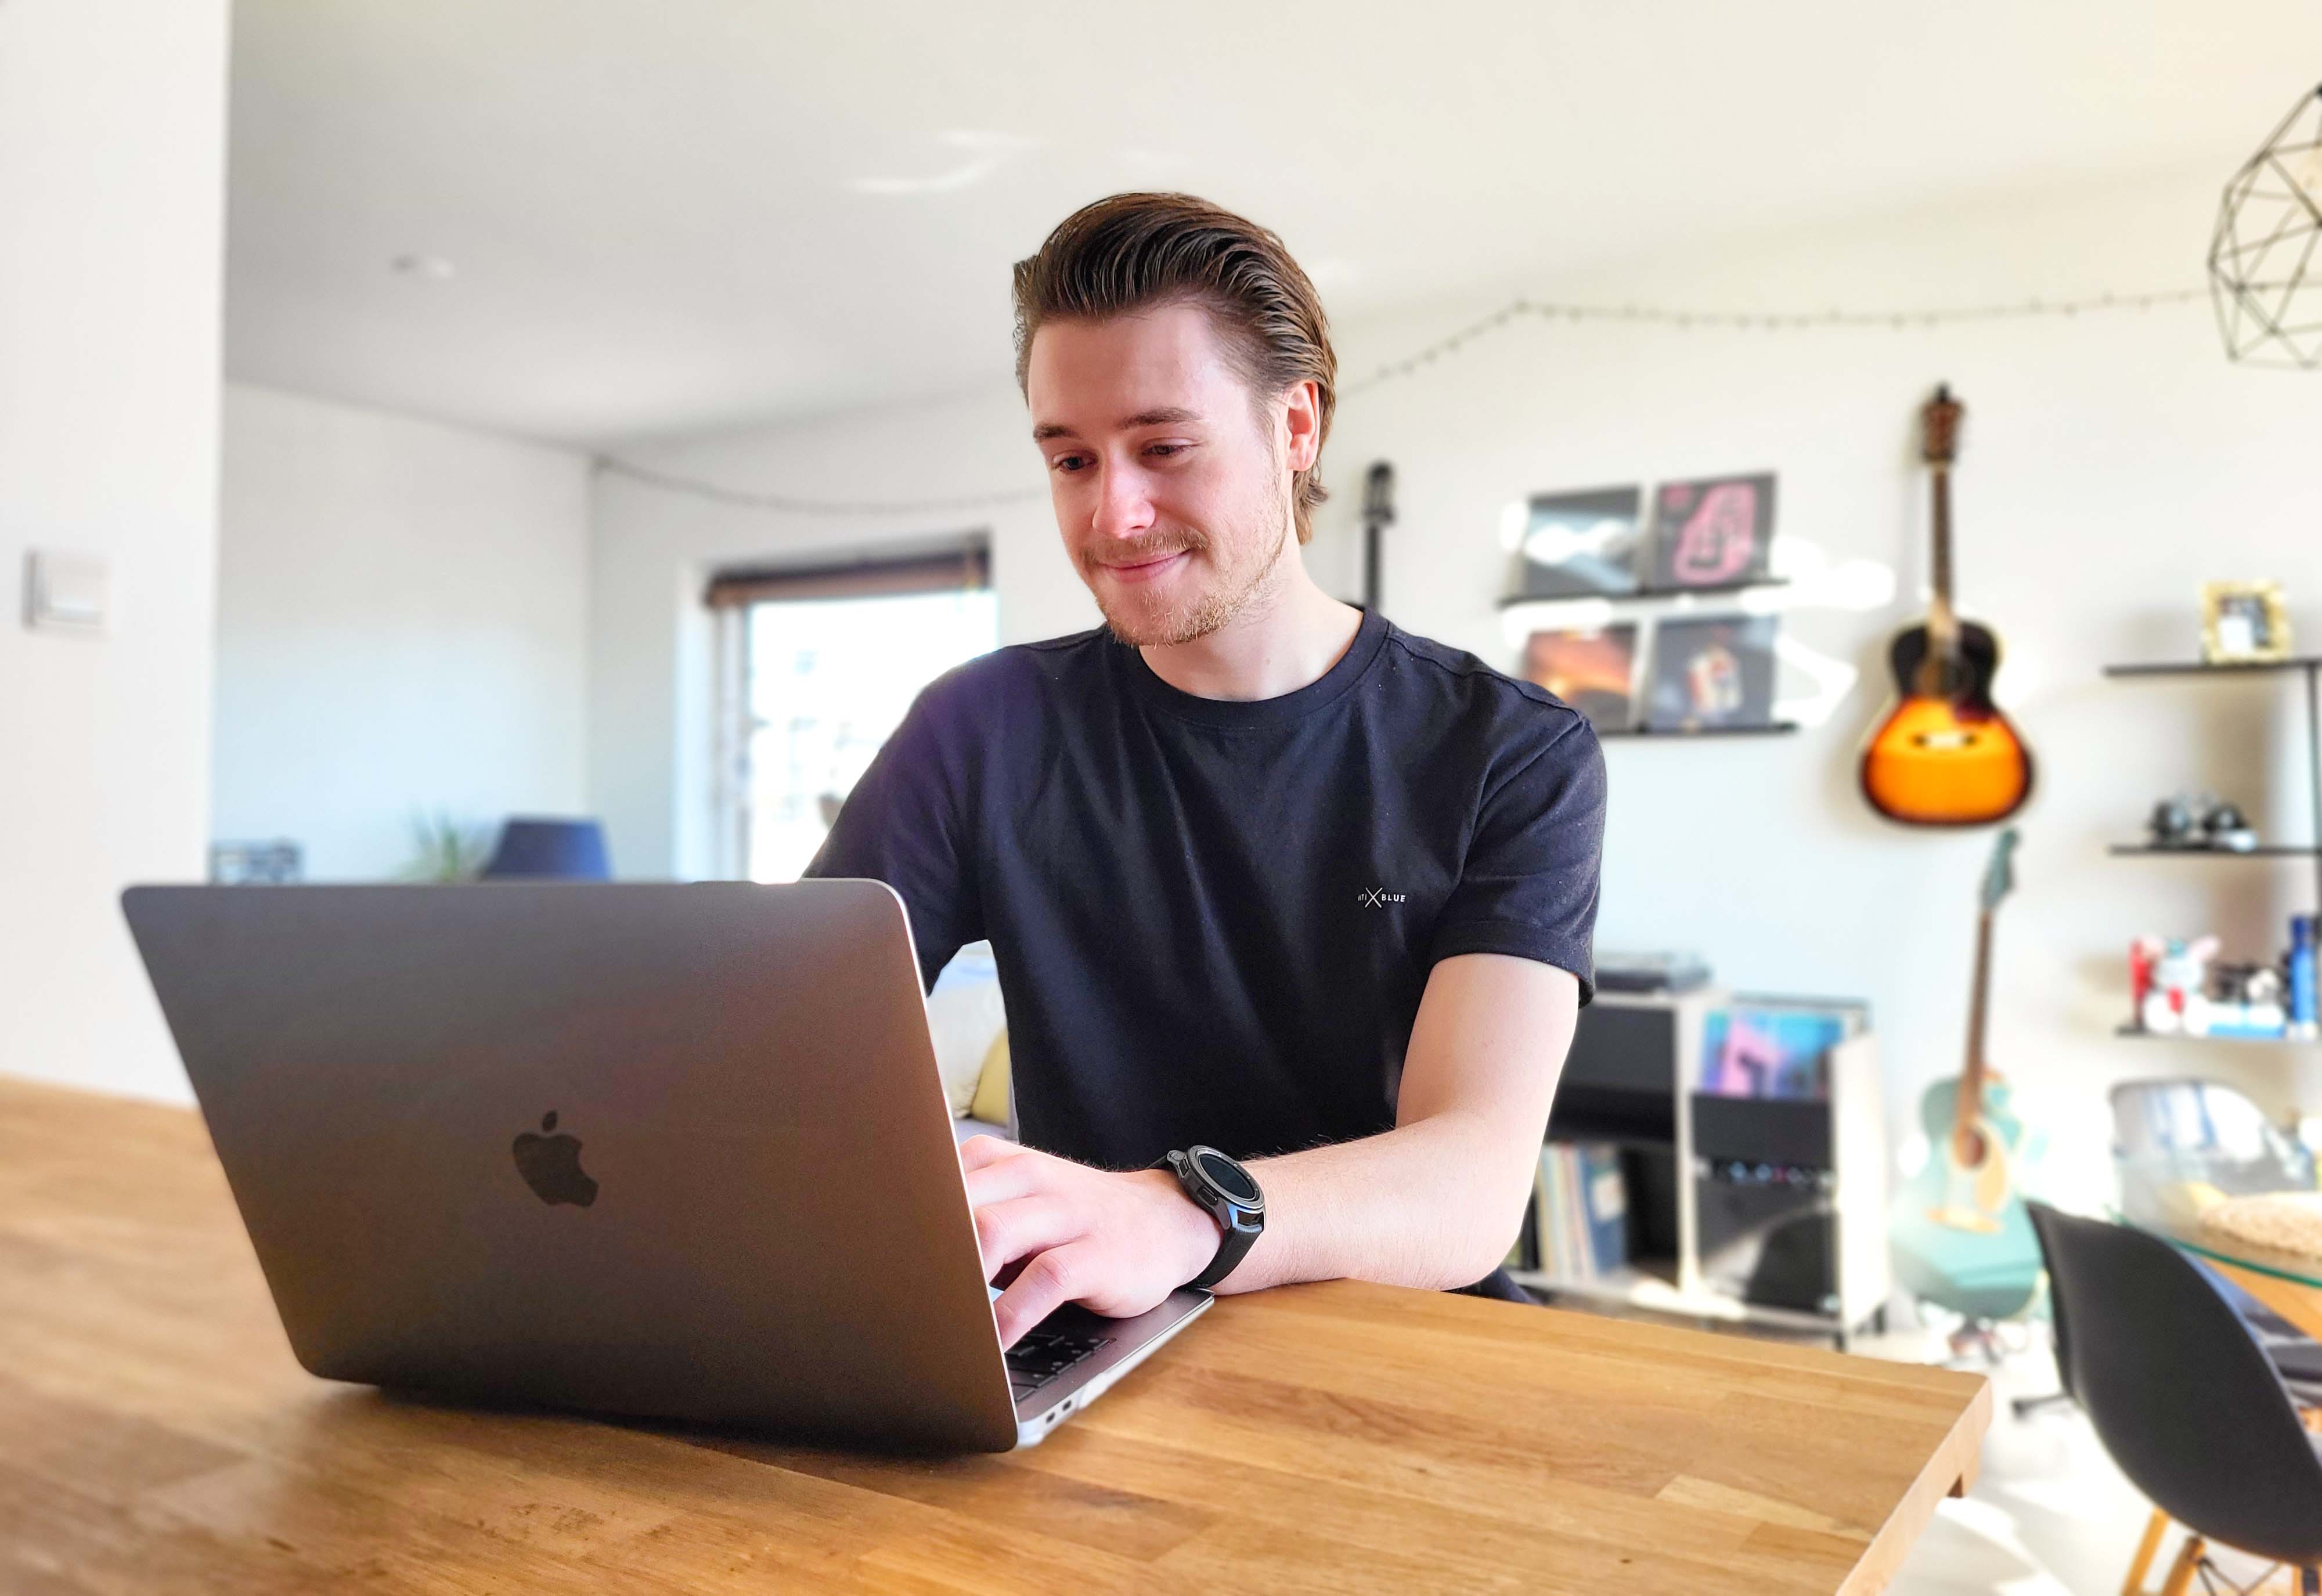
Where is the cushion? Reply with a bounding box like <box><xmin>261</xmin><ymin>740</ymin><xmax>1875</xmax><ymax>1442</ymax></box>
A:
<box><xmin>970</xmin><ymin>1030</ymin><xmax>1012</xmax><ymax>1128</ymax></box>
<box><xmin>924</xmin><ymin>943</ymin><xmax>1007</xmax><ymax>1117</ymax></box>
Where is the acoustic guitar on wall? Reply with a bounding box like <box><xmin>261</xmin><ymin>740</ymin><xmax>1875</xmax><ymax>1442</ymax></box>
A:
<box><xmin>1861</xmin><ymin>386</ymin><xmax>2033</xmax><ymax>826</ymax></box>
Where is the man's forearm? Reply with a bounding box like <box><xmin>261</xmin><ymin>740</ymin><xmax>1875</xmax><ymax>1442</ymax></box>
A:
<box><xmin>971</xmin><ymin>956</ymin><xmax>1574</xmax><ymax>1338</ymax></box>
<box><xmin>1215</xmin><ymin>1108</ymin><xmax>1537</xmax><ymax>1294</ymax></box>
<box><xmin>1203</xmin><ymin>954</ymin><xmax>1579</xmax><ymax>1297</ymax></box>
<box><xmin>974</xmin><ymin>1104</ymin><xmax>1543</xmax><ymax>1341</ymax></box>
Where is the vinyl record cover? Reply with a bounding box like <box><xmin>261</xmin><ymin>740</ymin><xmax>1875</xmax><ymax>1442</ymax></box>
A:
<box><xmin>1647</xmin><ymin>473</ymin><xmax>1775</xmax><ymax>589</ymax></box>
<box><xmin>1699</xmin><ymin>1004</ymin><xmax>1859</xmax><ymax>1100</ymax></box>
<box><xmin>1515</xmin><ymin>486</ymin><xmax>1644</xmax><ymax>597</ymax></box>
<box><xmin>1643</xmin><ymin>614</ymin><xmax>1777</xmax><ymax>730</ymax></box>
<box><xmin>1521</xmin><ymin>624</ymin><xmax>1638</xmax><ymax>731</ymax></box>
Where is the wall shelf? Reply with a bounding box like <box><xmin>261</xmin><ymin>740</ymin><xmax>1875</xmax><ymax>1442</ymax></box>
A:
<box><xmin>1598</xmin><ymin>722</ymin><xmax>1798</xmax><ymax>739</ymax></box>
<box><xmin>2108</xmin><ymin>844</ymin><xmax>2322</xmax><ymax>858</ymax></box>
<box><xmin>2115</xmin><ymin>1025</ymin><xmax>2319</xmax><ymax>1047</ymax></box>
<box><xmin>1498</xmin><ymin>577</ymin><xmax>1790</xmax><ymax>609</ymax></box>
<box><xmin>2103</xmin><ymin>651</ymin><xmax>2322</xmax><ymax>935</ymax></box>
<box><xmin>2104</xmin><ymin>656</ymin><xmax>2322</xmax><ymax>678</ymax></box>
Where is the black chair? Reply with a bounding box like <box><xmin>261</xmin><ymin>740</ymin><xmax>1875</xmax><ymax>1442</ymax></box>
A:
<box><xmin>479</xmin><ymin>817</ymin><xmax>612</xmax><ymax>880</ymax></box>
<box><xmin>2040</xmin><ymin>1206</ymin><xmax>2322</xmax><ymax>1411</ymax></box>
<box><xmin>2027</xmin><ymin>1202</ymin><xmax>2322</xmax><ymax>1594</ymax></box>
<box><xmin>2108</xmin><ymin>1077</ymin><xmax>2322</xmax><ymax>1402</ymax></box>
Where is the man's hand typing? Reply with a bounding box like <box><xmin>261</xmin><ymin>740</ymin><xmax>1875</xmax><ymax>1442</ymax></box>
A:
<box><xmin>958</xmin><ymin>1134</ymin><xmax>1220</xmax><ymax>1348</ymax></box>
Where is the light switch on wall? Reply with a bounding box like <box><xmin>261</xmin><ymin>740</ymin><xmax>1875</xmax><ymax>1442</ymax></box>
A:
<box><xmin>24</xmin><ymin>550</ymin><xmax>110</xmax><ymax>634</ymax></box>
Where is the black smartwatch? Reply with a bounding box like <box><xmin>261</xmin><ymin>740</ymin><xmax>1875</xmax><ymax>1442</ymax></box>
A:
<box><xmin>1153</xmin><ymin>1144</ymin><xmax>1265</xmax><ymax>1291</ymax></box>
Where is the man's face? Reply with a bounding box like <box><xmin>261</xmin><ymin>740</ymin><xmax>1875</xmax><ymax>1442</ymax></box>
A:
<box><xmin>1027</xmin><ymin>301</ymin><xmax>1297</xmax><ymax>648</ymax></box>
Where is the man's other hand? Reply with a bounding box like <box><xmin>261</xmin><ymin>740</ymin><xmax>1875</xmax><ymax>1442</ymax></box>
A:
<box><xmin>957</xmin><ymin>1135</ymin><xmax>1220</xmax><ymax>1347</ymax></box>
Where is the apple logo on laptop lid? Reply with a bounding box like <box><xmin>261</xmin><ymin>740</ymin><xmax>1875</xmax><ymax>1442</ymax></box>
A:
<box><xmin>512</xmin><ymin>1111</ymin><xmax>598</xmax><ymax>1208</ymax></box>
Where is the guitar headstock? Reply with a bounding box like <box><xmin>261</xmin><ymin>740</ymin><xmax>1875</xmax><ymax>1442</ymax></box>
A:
<box><xmin>1921</xmin><ymin>384</ymin><xmax>1964</xmax><ymax>467</ymax></box>
<box><xmin>1979</xmin><ymin>825</ymin><xmax>2019</xmax><ymax>914</ymax></box>
<box><xmin>1362</xmin><ymin>460</ymin><xmax>1397</xmax><ymax>527</ymax></box>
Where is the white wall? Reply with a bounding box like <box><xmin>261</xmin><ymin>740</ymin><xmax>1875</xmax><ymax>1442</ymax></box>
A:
<box><xmin>590</xmin><ymin>388</ymin><xmax>1090</xmax><ymax>881</ymax></box>
<box><xmin>215</xmin><ymin>384</ymin><xmax>592</xmax><ymax>882</ymax></box>
<box><xmin>0</xmin><ymin>0</ymin><xmax>230</xmax><ymax>1102</ymax></box>
<box><xmin>590</xmin><ymin>165</ymin><xmax>2322</xmax><ymax>1191</ymax></box>
<box><xmin>1317</xmin><ymin>165</ymin><xmax>2322</xmax><ymax>1193</ymax></box>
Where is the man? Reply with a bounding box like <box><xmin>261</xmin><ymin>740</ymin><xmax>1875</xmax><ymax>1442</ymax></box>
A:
<box><xmin>807</xmin><ymin>193</ymin><xmax>1605</xmax><ymax>1347</ymax></box>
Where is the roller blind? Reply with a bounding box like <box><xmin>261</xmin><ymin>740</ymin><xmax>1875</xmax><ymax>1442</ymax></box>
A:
<box><xmin>704</xmin><ymin>543</ymin><xmax>989</xmax><ymax>608</ymax></box>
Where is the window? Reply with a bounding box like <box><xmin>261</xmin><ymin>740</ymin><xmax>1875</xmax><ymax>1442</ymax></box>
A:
<box><xmin>708</xmin><ymin>546</ymin><xmax>994</xmax><ymax>882</ymax></box>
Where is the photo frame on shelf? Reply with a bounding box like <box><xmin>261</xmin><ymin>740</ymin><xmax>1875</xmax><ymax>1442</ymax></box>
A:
<box><xmin>208</xmin><ymin>839</ymin><xmax>304</xmax><ymax>885</ymax></box>
<box><xmin>1514</xmin><ymin>486</ymin><xmax>1645</xmax><ymax>598</ymax></box>
<box><xmin>1643</xmin><ymin>614</ymin><xmax>1779</xmax><ymax>731</ymax></box>
<box><xmin>2201</xmin><ymin>579</ymin><xmax>2293</xmax><ymax>664</ymax></box>
<box><xmin>1699</xmin><ymin>1001</ymin><xmax>1864</xmax><ymax>1100</ymax></box>
<box><xmin>1521</xmin><ymin>624</ymin><xmax>1639</xmax><ymax>732</ymax></box>
<box><xmin>1647</xmin><ymin>473</ymin><xmax>1776</xmax><ymax>590</ymax></box>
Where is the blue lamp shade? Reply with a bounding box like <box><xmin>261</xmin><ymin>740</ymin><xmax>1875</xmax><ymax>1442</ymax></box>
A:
<box><xmin>481</xmin><ymin>817</ymin><xmax>612</xmax><ymax>880</ymax></box>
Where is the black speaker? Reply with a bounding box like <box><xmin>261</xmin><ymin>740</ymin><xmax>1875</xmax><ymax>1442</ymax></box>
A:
<box><xmin>1695</xmin><ymin>1162</ymin><xmax>1838</xmax><ymax>1315</ymax></box>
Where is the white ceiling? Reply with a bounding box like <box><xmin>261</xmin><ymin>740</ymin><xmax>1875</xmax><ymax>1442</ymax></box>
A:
<box><xmin>225</xmin><ymin>1</ymin><xmax>2322</xmax><ymax>446</ymax></box>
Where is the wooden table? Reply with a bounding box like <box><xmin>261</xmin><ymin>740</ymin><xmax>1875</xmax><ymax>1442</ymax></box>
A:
<box><xmin>2216</xmin><ymin>1262</ymin><xmax>2322</xmax><ymax>1341</ymax></box>
<box><xmin>0</xmin><ymin>1078</ymin><xmax>1988</xmax><ymax>1593</ymax></box>
<box><xmin>2149</xmin><ymin>1216</ymin><xmax>2322</xmax><ymax>1342</ymax></box>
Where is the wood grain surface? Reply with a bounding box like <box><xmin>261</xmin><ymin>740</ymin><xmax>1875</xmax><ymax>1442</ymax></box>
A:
<box><xmin>2212</xmin><ymin>1258</ymin><xmax>2322</xmax><ymax>1343</ymax></box>
<box><xmin>0</xmin><ymin>1077</ymin><xmax>1988</xmax><ymax>1593</ymax></box>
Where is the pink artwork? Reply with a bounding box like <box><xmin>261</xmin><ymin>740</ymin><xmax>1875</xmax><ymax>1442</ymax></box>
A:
<box><xmin>1650</xmin><ymin>474</ymin><xmax>1775</xmax><ymax>589</ymax></box>
<box><xmin>1699</xmin><ymin>1005</ymin><xmax>1845</xmax><ymax>1100</ymax></box>
<box><xmin>1703</xmin><ymin>1016</ymin><xmax>1783</xmax><ymax>1097</ymax></box>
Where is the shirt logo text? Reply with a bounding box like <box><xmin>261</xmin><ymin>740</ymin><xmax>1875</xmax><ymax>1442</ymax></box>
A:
<box><xmin>1356</xmin><ymin>887</ymin><xmax>1407</xmax><ymax>908</ymax></box>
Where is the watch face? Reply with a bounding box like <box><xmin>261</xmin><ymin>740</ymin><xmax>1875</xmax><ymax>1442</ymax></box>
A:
<box><xmin>1192</xmin><ymin>1147</ymin><xmax>1261</xmax><ymax>1208</ymax></box>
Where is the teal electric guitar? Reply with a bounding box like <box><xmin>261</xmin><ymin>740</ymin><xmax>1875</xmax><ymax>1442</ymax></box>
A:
<box><xmin>1890</xmin><ymin>827</ymin><xmax>2045</xmax><ymax>1322</ymax></box>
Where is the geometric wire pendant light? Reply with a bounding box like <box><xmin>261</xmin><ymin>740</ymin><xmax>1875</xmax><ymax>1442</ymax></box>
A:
<box><xmin>2209</xmin><ymin>82</ymin><xmax>2322</xmax><ymax>367</ymax></box>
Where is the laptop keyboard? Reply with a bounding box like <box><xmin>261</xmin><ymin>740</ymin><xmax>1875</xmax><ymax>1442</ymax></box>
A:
<box><xmin>1005</xmin><ymin>1327</ymin><xmax>1113</xmax><ymax>1400</ymax></box>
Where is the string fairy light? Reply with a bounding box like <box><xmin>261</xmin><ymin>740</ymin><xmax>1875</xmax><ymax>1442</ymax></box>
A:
<box><xmin>592</xmin><ymin>454</ymin><xmax>1048</xmax><ymax>516</ymax></box>
<box><xmin>601</xmin><ymin>281</ymin><xmax>2212</xmax><ymax>517</ymax></box>
<box><xmin>1336</xmin><ymin>284</ymin><xmax>2209</xmax><ymax>394</ymax></box>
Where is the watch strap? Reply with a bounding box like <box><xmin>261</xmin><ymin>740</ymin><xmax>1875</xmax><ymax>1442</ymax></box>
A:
<box><xmin>1155</xmin><ymin>1148</ymin><xmax>1265</xmax><ymax>1291</ymax></box>
<box><xmin>1186</xmin><ymin>1204</ymin><xmax>1262</xmax><ymax>1291</ymax></box>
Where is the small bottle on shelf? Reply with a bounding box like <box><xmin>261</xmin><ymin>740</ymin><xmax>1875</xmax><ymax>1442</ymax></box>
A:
<box><xmin>2291</xmin><ymin>915</ymin><xmax>2319</xmax><ymax>1041</ymax></box>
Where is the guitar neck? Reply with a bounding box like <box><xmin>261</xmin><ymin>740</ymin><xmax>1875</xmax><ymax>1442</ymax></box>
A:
<box><xmin>1927</xmin><ymin>464</ymin><xmax>1957</xmax><ymax>638</ymax></box>
<box><xmin>1957</xmin><ymin>909</ymin><xmax>1994</xmax><ymax>1117</ymax></box>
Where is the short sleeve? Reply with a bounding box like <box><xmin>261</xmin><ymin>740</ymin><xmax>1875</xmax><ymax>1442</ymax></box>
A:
<box><xmin>802</xmin><ymin>678</ymin><xmax>984</xmax><ymax>993</ymax></box>
<box><xmin>1426</xmin><ymin>713</ymin><xmax>1606</xmax><ymax>1002</ymax></box>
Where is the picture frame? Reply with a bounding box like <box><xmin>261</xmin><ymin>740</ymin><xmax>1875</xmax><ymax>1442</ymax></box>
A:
<box><xmin>1643</xmin><ymin>614</ymin><xmax>1779</xmax><ymax>731</ymax></box>
<box><xmin>208</xmin><ymin>839</ymin><xmax>304</xmax><ymax>884</ymax></box>
<box><xmin>1521</xmin><ymin>623</ymin><xmax>1639</xmax><ymax>731</ymax></box>
<box><xmin>1699</xmin><ymin>1001</ymin><xmax>1863</xmax><ymax>1101</ymax></box>
<box><xmin>2201</xmin><ymin>579</ymin><xmax>2293</xmax><ymax>664</ymax></box>
<box><xmin>1647</xmin><ymin>473</ymin><xmax>1775</xmax><ymax>590</ymax></box>
<box><xmin>1513</xmin><ymin>486</ymin><xmax>1644</xmax><ymax>598</ymax></box>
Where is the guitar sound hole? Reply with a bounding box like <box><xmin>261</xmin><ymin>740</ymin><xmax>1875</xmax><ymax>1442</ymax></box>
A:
<box><xmin>1912</xmin><ymin>729</ymin><xmax>1981</xmax><ymax>751</ymax></box>
<box><xmin>1953</xmin><ymin>1126</ymin><xmax>1988</xmax><ymax>1167</ymax></box>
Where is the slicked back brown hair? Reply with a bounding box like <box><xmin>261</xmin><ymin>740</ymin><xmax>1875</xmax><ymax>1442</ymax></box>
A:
<box><xmin>1012</xmin><ymin>193</ymin><xmax>1336</xmax><ymax>546</ymax></box>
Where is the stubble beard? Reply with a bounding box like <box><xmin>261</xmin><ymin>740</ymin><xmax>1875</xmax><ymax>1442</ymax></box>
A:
<box><xmin>1092</xmin><ymin>473</ymin><xmax>1295</xmax><ymax>650</ymax></box>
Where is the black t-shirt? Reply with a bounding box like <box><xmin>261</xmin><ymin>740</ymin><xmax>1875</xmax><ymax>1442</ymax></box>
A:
<box><xmin>803</xmin><ymin>605</ymin><xmax>1606</xmax><ymax>1172</ymax></box>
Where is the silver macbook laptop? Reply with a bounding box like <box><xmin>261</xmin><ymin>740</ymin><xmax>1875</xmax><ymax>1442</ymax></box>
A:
<box><xmin>120</xmin><ymin>878</ymin><xmax>1209</xmax><ymax>1451</ymax></box>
